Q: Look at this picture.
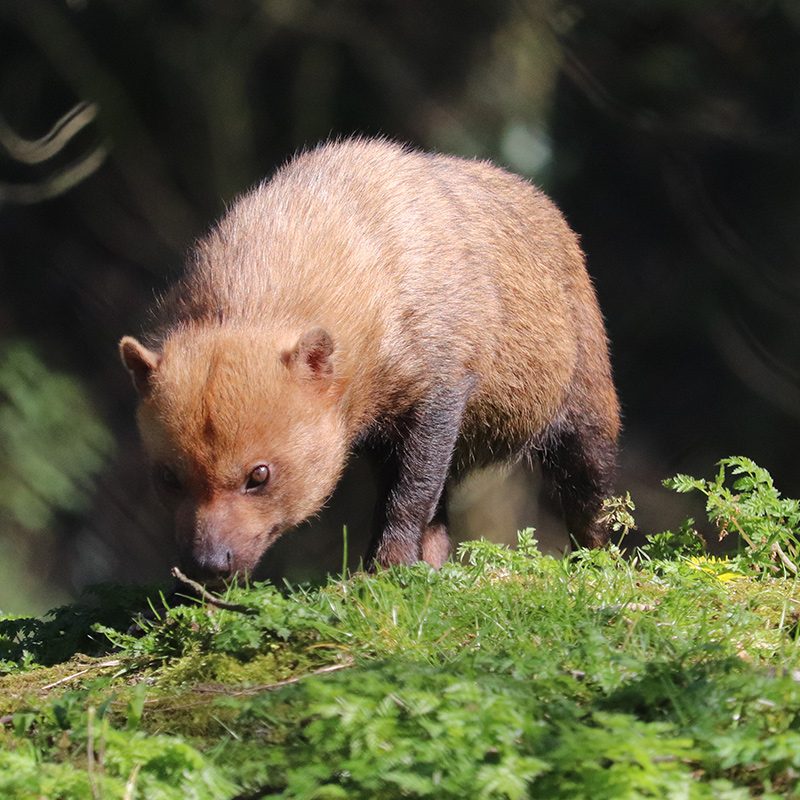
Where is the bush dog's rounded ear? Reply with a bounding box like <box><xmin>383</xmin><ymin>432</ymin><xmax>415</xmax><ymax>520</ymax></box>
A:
<box><xmin>119</xmin><ymin>336</ymin><xmax>161</xmax><ymax>397</ymax></box>
<box><xmin>281</xmin><ymin>327</ymin><xmax>335</xmax><ymax>379</ymax></box>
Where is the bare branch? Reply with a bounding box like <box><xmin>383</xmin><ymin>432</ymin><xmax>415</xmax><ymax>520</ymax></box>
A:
<box><xmin>0</xmin><ymin>143</ymin><xmax>108</xmax><ymax>204</ymax></box>
<box><xmin>0</xmin><ymin>101</ymin><xmax>98</xmax><ymax>164</ymax></box>
<box><xmin>170</xmin><ymin>566</ymin><xmax>257</xmax><ymax>614</ymax></box>
<box><xmin>40</xmin><ymin>659</ymin><xmax>122</xmax><ymax>691</ymax></box>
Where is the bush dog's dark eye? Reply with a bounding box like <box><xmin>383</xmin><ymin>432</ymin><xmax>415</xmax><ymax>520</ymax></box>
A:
<box><xmin>156</xmin><ymin>465</ymin><xmax>181</xmax><ymax>493</ymax></box>
<box><xmin>245</xmin><ymin>464</ymin><xmax>270</xmax><ymax>493</ymax></box>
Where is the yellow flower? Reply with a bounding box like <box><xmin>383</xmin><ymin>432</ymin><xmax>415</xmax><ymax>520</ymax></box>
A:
<box><xmin>686</xmin><ymin>556</ymin><xmax>744</xmax><ymax>582</ymax></box>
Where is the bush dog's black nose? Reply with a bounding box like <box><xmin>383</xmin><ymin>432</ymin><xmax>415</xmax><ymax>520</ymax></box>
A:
<box><xmin>183</xmin><ymin>545</ymin><xmax>234</xmax><ymax>582</ymax></box>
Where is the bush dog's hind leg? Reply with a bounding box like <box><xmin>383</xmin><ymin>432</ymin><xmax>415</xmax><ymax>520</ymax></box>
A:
<box><xmin>537</xmin><ymin>412</ymin><xmax>618</xmax><ymax>549</ymax></box>
<box><xmin>366</xmin><ymin>379</ymin><xmax>474</xmax><ymax>569</ymax></box>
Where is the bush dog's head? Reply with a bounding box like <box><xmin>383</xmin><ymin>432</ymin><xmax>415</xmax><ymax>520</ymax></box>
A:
<box><xmin>119</xmin><ymin>324</ymin><xmax>347</xmax><ymax>583</ymax></box>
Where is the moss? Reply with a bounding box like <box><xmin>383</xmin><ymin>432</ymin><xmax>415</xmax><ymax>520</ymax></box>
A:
<box><xmin>0</xmin><ymin>655</ymin><xmax>121</xmax><ymax>711</ymax></box>
<box><xmin>157</xmin><ymin>648</ymin><xmax>315</xmax><ymax>688</ymax></box>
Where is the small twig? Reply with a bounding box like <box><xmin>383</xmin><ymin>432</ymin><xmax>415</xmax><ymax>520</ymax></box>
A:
<box><xmin>87</xmin><ymin>707</ymin><xmax>100</xmax><ymax>800</ymax></box>
<box><xmin>193</xmin><ymin>661</ymin><xmax>354</xmax><ymax>696</ymax></box>
<box><xmin>41</xmin><ymin>660</ymin><xmax>122</xmax><ymax>691</ymax></box>
<box><xmin>170</xmin><ymin>567</ymin><xmax>256</xmax><ymax>614</ymax></box>
<box><xmin>772</xmin><ymin>543</ymin><xmax>799</xmax><ymax>575</ymax></box>
<box><xmin>123</xmin><ymin>764</ymin><xmax>141</xmax><ymax>800</ymax></box>
<box><xmin>726</xmin><ymin>510</ymin><xmax>799</xmax><ymax>575</ymax></box>
<box><xmin>725</xmin><ymin>512</ymin><xmax>755</xmax><ymax>550</ymax></box>
<box><xmin>594</xmin><ymin>602</ymin><xmax>659</xmax><ymax>614</ymax></box>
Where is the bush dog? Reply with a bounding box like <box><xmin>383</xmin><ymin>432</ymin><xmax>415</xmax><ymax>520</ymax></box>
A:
<box><xmin>120</xmin><ymin>138</ymin><xmax>620</xmax><ymax>581</ymax></box>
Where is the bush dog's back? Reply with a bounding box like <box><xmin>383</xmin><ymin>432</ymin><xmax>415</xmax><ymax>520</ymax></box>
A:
<box><xmin>120</xmin><ymin>138</ymin><xmax>620</xmax><ymax>579</ymax></box>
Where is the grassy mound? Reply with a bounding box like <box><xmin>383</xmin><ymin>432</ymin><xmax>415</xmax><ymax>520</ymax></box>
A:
<box><xmin>2</xmin><ymin>457</ymin><xmax>800</xmax><ymax>799</ymax></box>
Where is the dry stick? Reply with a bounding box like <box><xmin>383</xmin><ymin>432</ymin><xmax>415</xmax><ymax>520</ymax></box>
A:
<box><xmin>594</xmin><ymin>602</ymin><xmax>659</xmax><ymax>614</ymax></box>
<box><xmin>192</xmin><ymin>661</ymin><xmax>354</xmax><ymax>696</ymax></box>
<box><xmin>773</xmin><ymin>543</ymin><xmax>799</xmax><ymax>575</ymax></box>
<box><xmin>727</xmin><ymin>512</ymin><xmax>799</xmax><ymax>576</ymax></box>
<box><xmin>123</xmin><ymin>764</ymin><xmax>142</xmax><ymax>800</ymax></box>
<box><xmin>170</xmin><ymin>567</ymin><xmax>257</xmax><ymax>614</ymax></box>
<box><xmin>109</xmin><ymin>662</ymin><xmax>355</xmax><ymax>716</ymax></box>
<box><xmin>87</xmin><ymin>707</ymin><xmax>100</xmax><ymax>800</ymax></box>
<box><xmin>41</xmin><ymin>660</ymin><xmax>122</xmax><ymax>691</ymax></box>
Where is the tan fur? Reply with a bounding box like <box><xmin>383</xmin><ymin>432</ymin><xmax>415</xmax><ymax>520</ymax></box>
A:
<box><xmin>121</xmin><ymin>138</ymin><xmax>620</xmax><ymax>578</ymax></box>
<box><xmin>421</xmin><ymin>524</ymin><xmax>452</xmax><ymax>569</ymax></box>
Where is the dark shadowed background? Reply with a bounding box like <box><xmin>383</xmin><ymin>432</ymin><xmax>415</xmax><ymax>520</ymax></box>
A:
<box><xmin>1</xmin><ymin>0</ymin><xmax>798</xmax><ymax>613</ymax></box>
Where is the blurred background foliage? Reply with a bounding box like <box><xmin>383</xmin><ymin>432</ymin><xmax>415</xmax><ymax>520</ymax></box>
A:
<box><xmin>0</xmin><ymin>0</ymin><xmax>798</xmax><ymax>613</ymax></box>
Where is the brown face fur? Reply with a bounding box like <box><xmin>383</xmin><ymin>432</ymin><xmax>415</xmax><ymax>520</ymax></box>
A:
<box><xmin>121</xmin><ymin>324</ymin><xmax>348</xmax><ymax>580</ymax></box>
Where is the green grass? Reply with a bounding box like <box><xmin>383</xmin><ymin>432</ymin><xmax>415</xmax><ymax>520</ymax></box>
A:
<box><xmin>2</xmin><ymin>457</ymin><xmax>800</xmax><ymax>799</ymax></box>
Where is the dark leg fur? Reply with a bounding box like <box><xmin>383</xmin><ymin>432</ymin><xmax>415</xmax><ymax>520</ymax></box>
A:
<box><xmin>537</xmin><ymin>414</ymin><xmax>618</xmax><ymax>549</ymax></box>
<box><xmin>366</xmin><ymin>380</ymin><xmax>473</xmax><ymax>569</ymax></box>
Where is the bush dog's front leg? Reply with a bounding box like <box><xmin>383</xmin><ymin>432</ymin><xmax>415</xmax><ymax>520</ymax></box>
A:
<box><xmin>367</xmin><ymin>378</ymin><xmax>475</xmax><ymax>569</ymax></box>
